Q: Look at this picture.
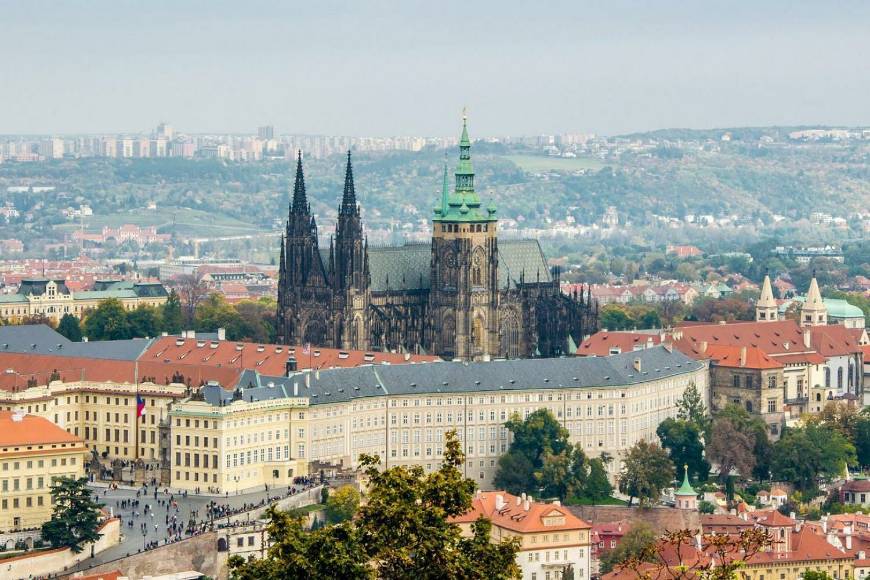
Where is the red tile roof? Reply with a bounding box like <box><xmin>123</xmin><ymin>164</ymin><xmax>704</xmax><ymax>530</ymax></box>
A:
<box><xmin>682</xmin><ymin>344</ymin><xmax>784</xmax><ymax>370</ymax></box>
<box><xmin>142</xmin><ymin>336</ymin><xmax>439</xmax><ymax>378</ymax></box>
<box><xmin>0</xmin><ymin>410</ymin><xmax>83</xmax><ymax>446</ymax></box>
<box><xmin>674</xmin><ymin>320</ymin><xmax>810</xmax><ymax>356</ymax></box>
<box><xmin>810</xmin><ymin>325</ymin><xmax>863</xmax><ymax>357</ymax></box>
<box><xmin>451</xmin><ymin>491</ymin><xmax>590</xmax><ymax>534</ymax></box>
<box><xmin>578</xmin><ymin>331</ymin><xmax>662</xmax><ymax>357</ymax></box>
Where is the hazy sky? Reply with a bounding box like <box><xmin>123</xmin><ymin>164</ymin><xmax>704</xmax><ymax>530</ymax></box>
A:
<box><xmin>2</xmin><ymin>1</ymin><xmax>868</xmax><ymax>136</ymax></box>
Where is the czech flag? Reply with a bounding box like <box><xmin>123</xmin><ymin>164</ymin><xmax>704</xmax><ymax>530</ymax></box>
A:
<box><xmin>136</xmin><ymin>394</ymin><xmax>146</xmax><ymax>418</ymax></box>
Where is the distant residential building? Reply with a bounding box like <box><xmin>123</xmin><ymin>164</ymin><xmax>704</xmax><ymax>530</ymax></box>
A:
<box><xmin>257</xmin><ymin>125</ymin><xmax>275</xmax><ymax>140</ymax></box>
<box><xmin>601</xmin><ymin>206</ymin><xmax>619</xmax><ymax>227</ymax></box>
<box><xmin>0</xmin><ymin>279</ymin><xmax>168</xmax><ymax>324</ymax></box>
<box><xmin>452</xmin><ymin>490</ymin><xmax>592</xmax><ymax>580</ymax></box>
<box><xmin>666</xmin><ymin>244</ymin><xmax>702</xmax><ymax>258</ymax></box>
<box><xmin>72</xmin><ymin>224</ymin><xmax>170</xmax><ymax>246</ymax></box>
<box><xmin>840</xmin><ymin>480</ymin><xmax>870</xmax><ymax>507</ymax></box>
<box><xmin>774</xmin><ymin>244</ymin><xmax>844</xmax><ymax>263</ymax></box>
<box><xmin>0</xmin><ymin>239</ymin><xmax>24</xmax><ymax>255</ymax></box>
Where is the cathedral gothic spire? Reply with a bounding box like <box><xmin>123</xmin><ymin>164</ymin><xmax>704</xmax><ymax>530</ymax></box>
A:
<box><xmin>340</xmin><ymin>151</ymin><xmax>358</xmax><ymax>215</ymax></box>
<box><xmin>291</xmin><ymin>150</ymin><xmax>309</xmax><ymax>215</ymax></box>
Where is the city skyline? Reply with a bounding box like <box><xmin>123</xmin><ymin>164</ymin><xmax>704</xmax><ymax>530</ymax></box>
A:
<box><xmin>2</xmin><ymin>1</ymin><xmax>869</xmax><ymax>136</ymax></box>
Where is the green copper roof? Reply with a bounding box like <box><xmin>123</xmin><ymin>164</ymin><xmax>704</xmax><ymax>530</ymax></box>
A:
<box><xmin>675</xmin><ymin>464</ymin><xmax>696</xmax><ymax>496</ymax></box>
<box><xmin>433</xmin><ymin>115</ymin><xmax>497</xmax><ymax>223</ymax></box>
<box><xmin>783</xmin><ymin>296</ymin><xmax>864</xmax><ymax>319</ymax></box>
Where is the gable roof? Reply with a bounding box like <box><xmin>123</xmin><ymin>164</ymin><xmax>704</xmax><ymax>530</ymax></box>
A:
<box><xmin>810</xmin><ymin>324</ymin><xmax>863</xmax><ymax>357</ymax></box>
<box><xmin>219</xmin><ymin>346</ymin><xmax>704</xmax><ymax>406</ymax></box>
<box><xmin>683</xmin><ymin>344</ymin><xmax>784</xmax><ymax>370</ymax></box>
<box><xmin>0</xmin><ymin>324</ymin><xmax>152</xmax><ymax>360</ymax></box>
<box><xmin>674</xmin><ymin>320</ymin><xmax>811</xmax><ymax>358</ymax></box>
<box><xmin>451</xmin><ymin>490</ymin><xmax>590</xmax><ymax>534</ymax></box>
<box><xmin>362</xmin><ymin>239</ymin><xmax>551</xmax><ymax>293</ymax></box>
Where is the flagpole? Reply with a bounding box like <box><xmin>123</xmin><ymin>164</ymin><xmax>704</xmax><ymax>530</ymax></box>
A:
<box><xmin>134</xmin><ymin>361</ymin><xmax>139</xmax><ymax>462</ymax></box>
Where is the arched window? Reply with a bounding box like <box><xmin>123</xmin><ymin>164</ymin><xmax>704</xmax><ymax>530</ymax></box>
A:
<box><xmin>472</xmin><ymin>316</ymin><xmax>485</xmax><ymax>350</ymax></box>
<box><xmin>824</xmin><ymin>367</ymin><xmax>831</xmax><ymax>388</ymax></box>
<box><xmin>500</xmin><ymin>313</ymin><xmax>521</xmax><ymax>359</ymax></box>
<box><xmin>745</xmin><ymin>400</ymin><xmax>753</xmax><ymax>413</ymax></box>
<box><xmin>837</xmin><ymin>367</ymin><xmax>843</xmax><ymax>390</ymax></box>
<box><xmin>441</xmin><ymin>315</ymin><xmax>455</xmax><ymax>356</ymax></box>
<box><xmin>848</xmin><ymin>361</ymin><xmax>855</xmax><ymax>389</ymax></box>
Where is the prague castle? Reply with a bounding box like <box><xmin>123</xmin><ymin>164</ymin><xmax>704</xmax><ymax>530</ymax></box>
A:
<box><xmin>276</xmin><ymin>117</ymin><xmax>598</xmax><ymax>359</ymax></box>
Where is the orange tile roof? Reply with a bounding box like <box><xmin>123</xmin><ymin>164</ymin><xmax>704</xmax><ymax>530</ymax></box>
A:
<box><xmin>578</xmin><ymin>331</ymin><xmax>662</xmax><ymax>357</ymax></box>
<box><xmin>746</xmin><ymin>509</ymin><xmax>795</xmax><ymax>527</ymax></box>
<box><xmin>0</xmin><ymin>353</ymin><xmax>137</xmax><ymax>391</ymax></box>
<box><xmin>0</xmin><ymin>410</ymin><xmax>83</xmax><ymax>447</ymax></box>
<box><xmin>451</xmin><ymin>491</ymin><xmax>590</xmax><ymax>535</ymax></box>
<box><xmin>75</xmin><ymin>571</ymin><xmax>123</xmax><ymax>580</ymax></box>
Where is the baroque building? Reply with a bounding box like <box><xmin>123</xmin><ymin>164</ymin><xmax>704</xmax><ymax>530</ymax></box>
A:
<box><xmin>277</xmin><ymin>118</ymin><xmax>598</xmax><ymax>359</ymax></box>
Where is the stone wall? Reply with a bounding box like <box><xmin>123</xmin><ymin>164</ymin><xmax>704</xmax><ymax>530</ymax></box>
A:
<box><xmin>2</xmin><ymin>518</ymin><xmax>120</xmax><ymax>580</ymax></box>
<box><xmin>567</xmin><ymin>505</ymin><xmax>700</xmax><ymax>532</ymax></box>
<box><xmin>70</xmin><ymin>531</ymin><xmax>228</xmax><ymax>580</ymax></box>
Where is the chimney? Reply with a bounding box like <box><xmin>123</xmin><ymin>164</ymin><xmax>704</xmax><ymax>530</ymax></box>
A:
<box><xmin>217</xmin><ymin>327</ymin><xmax>226</xmax><ymax>341</ymax></box>
<box><xmin>552</xmin><ymin>499</ymin><xmax>561</xmax><ymax>506</ymax></box>
<box><xmin>845</xmin><ymin>526</ymin><xmax>852</xmax><ymax>551</ymax></box>
<box><xmin>700</xmin><ymin>341</ymin><xmax>708</xmax><ymax>354</ymax></box>
<box><xmin>293</xmin><ymin>382</ymin><xmax>298</xmax><ymax>397</ymax></box>
<box><xmin>524</xmin><ymin>499</ymin><xmax>530</xmax><ymax>511</ymax></box>
<box><xmin>82</xmin><ymin>336</ymin><xmax>88</xmax><ymax>342</ymax></box>
<box><xmin>515</xmin><ymin>495</ymin><xmax>522</xmax><ymax>506</ymax></box>
<box><xmin>185</xmin><ymin>329</ymin><xmax>195</xmax><ymax>339</ymax></box>
<box><xmin>521</xmin><ymin>492</ymin><xmax>526</xmax><ymax>502</ymax></box>
<box><xmin>739</xmin><ymin>347</ymin><xmax>747</xmax><ymax>368</ymax></box>
<box><xmin>695</xmin><ymin>533</ymin><xmax>702</xmax><ymax>550</ymax></box>
<box><xmin>858</xmin><ymin>551</ymin><xmax>866</xmax><ymax>560</ymax></box>
<box><xmin>821</xmin><ymin>515</ymin><xmax>828</xmax><ymax>533</ymax></box>
<box><xmin>285</xmin><ymin>357</ymin><xmax>297</xmax><ymax>376</ymax></box>
<box><xmin>633</xmin><ymin>358</ymin><xmax>642</xmax><ymax>372</ymax></box>
<box><xmin>305</xmin><ymin>372</ymin><xmax>311</xmax><ymax>389</ymax></box>
<box><xmin>803</xmin><ymin>329</ymin><xmax>812</xmax><ymax>349</ymax></box>
<box><xmin>495</xmin><ymin>494</ymin><xmax>504</xmax><ymax>510</ymax></box>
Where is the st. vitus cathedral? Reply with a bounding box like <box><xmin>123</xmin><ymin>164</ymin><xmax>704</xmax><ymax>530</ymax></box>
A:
<box><xmin>277</xmin><ymin>117</ymin><xmax>598</xmax><ymax>360</ymax></box>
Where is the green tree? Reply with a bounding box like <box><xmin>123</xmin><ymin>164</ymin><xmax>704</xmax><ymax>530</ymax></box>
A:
<box><xmin>801</xmin><ymin>571</ymin><xmax>835</xmax><ymax>580</ymax></box>
<box><xmin>128</xmin><ymin>305</ymin><xmax>160</xmax><ymax>338</ymax></box>
<box><xmin>57</xmin><ymin>313</ymin><xmax>83</xmax><ymax>342</ymax></box>
<box><xmin>584</xmin><ymin>458</ymin><xmax>613</xmax><ymax>502</ymax></box>
<box><xmin>41</xmin><ymin>476</ymin><xmax>103</xmax><ymax>553</ymax></box>
<box><xmin>83</xmin><ymin>298</ymin><xmax>131</xmax><ymax>340</ymax></box>
<box><xmin>493</xmin><ymin>451</ymin><xmax>535</xmax><ymax>496</ymax></box>
<box><xmin>598</xmin><ymin>522</ymin><xmax>656</xmax><ymax>574</ymax></box>
<box><xmin>229</xmin><ymin>508</ymin><xmax>369</xmax><ymax>579</ymax></box>
<box><xmin>495</xmin><ymin>409</ymin><xmax>570</xmax><ymax>494</ymax></box>
<box><xmin>231</xmin><ymin>431</ymin><xmax>520</xmax><ymax>580</ymax></box>
<box><xmin>771</xmin><ymin>424</ymin><xmax>855</xmax><ymax>493</ymax></box>
<box><xmin>698</xmin><ymin>500</ymin><xmax>716</xmax><ymax>514</ymax></box>
<box><xmin>356</xmin><ymin>430</ymin><xmax>520</xmax><ymax>579</ymax></box>
<box><xmin>161</xmin><ymin>289</ymin><xmax>183</xmax><ymax>334</ymax></box>
<box><xmin>855</xmin><ymin>412</ymin><xmax>870</xmax><ymax>468</ymax></box>
<box><xmin>325</xmin><ymin>485</ymin><xmax>361</xmax><ymax>524</ymax></box>
<box><xmin>618</xmin><ymin>440</ymin><xmax>674</xmax><ymax>507</ymax></box>
<box><xmin>656</xmin><ymin>418</ymin><xmax>709</xmax><ymax>483</ymax></box>
<box><xmin>600</xmin><ymin>304</ymin><xmax>634</xmax><ymax>330</ymax></box>
<box><xmin>675</xmin><ymin>382</ymin><xmax>709</xmax><ymax>432</ymax></box>
<box><xmin>537</xmin><ymin>444</ymin><xmax>588</xmax><ymax>502</ymax></box>
<box><xmin>195</xmin><ymin>293</ymin><xmax>243</xmax><ymax>334</ymax></box>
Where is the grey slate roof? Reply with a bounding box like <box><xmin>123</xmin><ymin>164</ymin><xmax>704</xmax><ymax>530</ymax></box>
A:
<box><xmin>363</xmin><ymin>239</ymin><xmax>551</xmax><ymax>293</ymax></box>
<box><xmin>218</xmin><ymin>346</ymin><xmax>703</xmax><ymax>407</ymax></box>
<box><xmin>0</xmin><ymin>324</ymin><xmax>153</xmax><ymax>360</ymax></box>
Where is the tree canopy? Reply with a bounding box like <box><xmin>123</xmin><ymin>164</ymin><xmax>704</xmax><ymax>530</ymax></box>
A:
<box><xmin>618</xmin><ymin>440</ymin><xmax>674</xmax><ymax>507</ymax></box>
<box><xmin>656</xmin><ymin>417</ymin><xmax>709</xmax><ymax>483</ymax></box>
<box><xmin>57</xmin><ymin>313</ymin><xmax>83</xmax><ymax>342</ymax></box>
<box><xmin>41</xmin><ymin>476</ymin><xmax>103</xmax><ymax>553</ymax></box>
<box><xmin>770</xmin><ymin>423</ymin><xmax>855</xmax><ymax>493</ymax></box>
<box><xmin>230</xmin><ymin>431</ymin><xmax>520</xmax><ymax>580</ymax></box>
<box><xmin>325</xmin><ymin>485</ymin><xmax>360</xmax><ymax>524</ymax></box>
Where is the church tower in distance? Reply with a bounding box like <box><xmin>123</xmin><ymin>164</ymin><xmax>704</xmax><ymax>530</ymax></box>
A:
<box><xmin>428</xmin><ymin>114</ymin><xmax>499</xmax><ymax>359</ymax></box>
<box><xmin>331</xmin><ymin>151</ymin><xmax>371</xmax><ymax>350</ymax></box>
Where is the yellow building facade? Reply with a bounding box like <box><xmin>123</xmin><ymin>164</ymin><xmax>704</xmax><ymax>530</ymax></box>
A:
<box><xmin>0</xmin><ymin>411</ymin><xmax>87</xmax><ymax>532</ymax></box>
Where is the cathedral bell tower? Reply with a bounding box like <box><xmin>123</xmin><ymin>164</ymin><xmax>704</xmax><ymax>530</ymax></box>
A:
<box><xmin>331</xmin><ymin>151</ymin><xmax>370</xmax><ymax>350</ymax></box>
<box><xmin>277</xmin><ymin>150</ymin><xmax>331</xmax><ymax>346</ymax></box>
<box><xmin>428</xmin><ymin>114</ymin><xmax>499</xmax><ymax>360</ymax></box>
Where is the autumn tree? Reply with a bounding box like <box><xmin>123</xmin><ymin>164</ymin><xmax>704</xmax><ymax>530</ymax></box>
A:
<box><xmin>325</xmin><ymin>485</ymin><xmax>361</xmax><ymax>524</ymax></box>
<box><xmin>175</xmin><ymin>274</ymin><xmax>209</xmax><ymax>326</ymax></box>
<box><xmin>706</xmin><ymin>417</ymin><xmax>755</xmax><ymax>482</ymax></box>
<box><xmin>599</xmin><ymin>522</ymin><xmax>656</xmax><ymax>574</ymax></box>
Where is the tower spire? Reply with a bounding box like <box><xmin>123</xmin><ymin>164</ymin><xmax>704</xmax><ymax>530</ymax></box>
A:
<box><xmin>291</xmin><ymin>149</ymin><xmax>308</xmax><ymax>215</ymax></box>
<box><xmin>755</xmin><ymin>273</ymin><xmax>778</xmax><ymax>322</ymax></box>
<box><xmin>340</xmin><ymin>150</ymin><xmax>357</xmax><ymax>215</ymax></box>
<box><xmin>440</xmin><ymin>158</ymin><xmax>449</xmax><ymax>216</ymax></box>
<box><xmin>801</xmin><ymin>271</ymin><xmax>827</xmax><ymax>326</ymax></box>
